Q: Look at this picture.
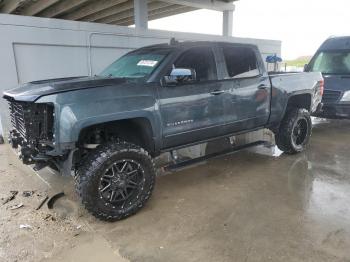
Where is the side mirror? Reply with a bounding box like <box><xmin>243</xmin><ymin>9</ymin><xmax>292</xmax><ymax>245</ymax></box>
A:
<box><xmin>163</xmin><ymin>68</ymin><xmax>196</xmax><ymax>86</ymax></box>
<box><xmin>304</xmin><ymin>64</ymin><xmax>308</xmax><ymax>72</ymax></box>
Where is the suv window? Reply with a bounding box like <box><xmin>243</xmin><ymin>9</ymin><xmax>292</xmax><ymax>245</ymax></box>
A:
<box><xmin>222</xmin><ymin>46</ymin><xmax>260</xmax><ymax>78</ymax></box>
<box><xmin>174</xmin><ymin>46</ymin><xmax>217</xmax><ymax>81</ymax></box>
<box><xmin>308</xmin><ymin>50</ymin><xmax>350</xmax><ymax>75</ymax></box>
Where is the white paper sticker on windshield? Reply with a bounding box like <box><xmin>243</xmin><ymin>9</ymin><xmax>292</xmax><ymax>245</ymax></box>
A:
<box><xmin>137</xmin><ymin>60</ymin><xmax>158</xmax><ymax>67</ymax></box>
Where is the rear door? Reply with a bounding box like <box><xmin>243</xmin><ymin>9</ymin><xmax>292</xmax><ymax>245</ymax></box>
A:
<box><xmin>219</xmin><ymin>44</ymin><xmax>271</xmax><ymax>133</ymax></box>
<box><xmin>158</xmin><ymin>46</ymin><xmax>227</xmax><ymax>149</ymax></box>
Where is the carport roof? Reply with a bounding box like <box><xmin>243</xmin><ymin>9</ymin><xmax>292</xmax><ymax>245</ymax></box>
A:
<box><xmin>0</xmin><ymin>0</ymin><xmax>237</xmax><ymax>26</ymax></box>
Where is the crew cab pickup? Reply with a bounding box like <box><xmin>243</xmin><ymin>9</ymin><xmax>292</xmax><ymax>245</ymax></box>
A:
<box><xmin>3</xmin><ymin>41</ymin><xmax>323</xmax><ymax>221</ymax></box>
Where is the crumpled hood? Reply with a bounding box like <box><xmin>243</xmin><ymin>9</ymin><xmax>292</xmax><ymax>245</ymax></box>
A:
<box><xmin>3</xmin><ymin>76</ymin><xmax>128</xmax><ymax>102</ymax></box>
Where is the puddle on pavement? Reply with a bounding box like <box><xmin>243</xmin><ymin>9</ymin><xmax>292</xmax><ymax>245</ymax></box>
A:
<box><xmin>2</xmin><ymin>119</ymin><xmax>350</xmax><ymax>261</ymax></box>
<box><xmin>312</xmin><ymin>116</ymin><xmax>331</xmax><ymax>126</ymax></box>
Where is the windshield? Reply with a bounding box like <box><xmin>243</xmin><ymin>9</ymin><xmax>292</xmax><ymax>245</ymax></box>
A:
<box><xmin>99</xmin><ymin>49</ymin><xmax>170</xmax><ymax>80</ymax></box>
<box><xmin>308</xmin><ymin>50</ymin><xmax>350</xmax><ymax>75</ymax></box>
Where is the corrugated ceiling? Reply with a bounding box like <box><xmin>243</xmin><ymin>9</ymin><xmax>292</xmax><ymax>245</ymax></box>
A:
<box><xmin>0</xmin><ymin>0</ymin><xmax>236</xmax><ymax>26</ymax></box>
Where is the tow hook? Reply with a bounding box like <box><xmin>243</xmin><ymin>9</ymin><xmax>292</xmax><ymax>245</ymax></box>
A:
<box><xmin>18</xmin><ymin>146</ymin><xmax>35</xmax><ymax>165</ymax></box>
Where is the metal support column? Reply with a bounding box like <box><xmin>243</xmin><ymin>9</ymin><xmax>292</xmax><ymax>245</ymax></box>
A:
<box><xmin>134</xmin><ymin>0</ymin><xmax>148</xmax><ymax>29</ymax></box>
<box><xmin>222</xmin><ymin>9</ymin><xmax>233</xmax><ymax>37</ymax></box>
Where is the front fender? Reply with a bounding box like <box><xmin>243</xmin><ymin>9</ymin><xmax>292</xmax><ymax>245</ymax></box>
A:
<box><xmin>61</xmin><ymin>108</ymin><xmax>158</xmax><ymax>143</ymax></box>
<box><xmin>57</xmin><ymin>96</ymin><xmax>159</xmax><ymax>143</ymax></box>
<box><xmin>36</xmin><ymin>84</ymin><xmax>161</xmax><ymax>153</ymax></box>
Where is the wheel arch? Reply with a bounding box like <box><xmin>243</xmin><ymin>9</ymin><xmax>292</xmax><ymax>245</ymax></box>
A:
<box><xmin>269</xmin><ymin>92</ymin><xmax>313</xmax><ymax>133</ymax></box>
<box><xmin>77</xmin><ymin>116</ymin><xmax>158</xmax><ymax>156</ymax></box>
<box><xmin>285</xmin><ymin>93</ymin><xmax>312</xmax><ymax>113</ymax></box>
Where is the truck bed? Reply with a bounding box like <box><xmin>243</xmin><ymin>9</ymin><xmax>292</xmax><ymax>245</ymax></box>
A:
<box><xmin>267</xmin><ymin>71</ymin><xmax>323</xmax><ymax>125</ymax></box>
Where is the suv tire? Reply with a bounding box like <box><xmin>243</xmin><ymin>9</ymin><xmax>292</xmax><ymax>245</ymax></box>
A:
<box><xmin>75</xmin><ymin>141</ymin><xmax>156</xmax><ymax>221</ymax></box>
<box><xmin>275</xmin><ymin>108</ymin><xmax>312</xmax><ymax>154</ymax></box>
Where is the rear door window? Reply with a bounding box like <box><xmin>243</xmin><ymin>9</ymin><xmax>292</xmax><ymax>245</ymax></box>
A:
<box><xmin>222</xmin><ymin>45</ymin><xmax>260</xmax><ymax>79</ymax></box>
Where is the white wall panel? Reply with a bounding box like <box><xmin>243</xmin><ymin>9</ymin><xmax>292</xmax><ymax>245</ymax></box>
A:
<box><xmin>14</xmin><ymin>44</ymin><xmax>89</xmax><ymax>83</ymax></box>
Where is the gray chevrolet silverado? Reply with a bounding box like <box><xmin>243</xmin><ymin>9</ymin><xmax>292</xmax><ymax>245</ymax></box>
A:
<box><xmin>3</xmin><ymin>41</ymin><xmax>323</xmax><ymax>221</ymax></box>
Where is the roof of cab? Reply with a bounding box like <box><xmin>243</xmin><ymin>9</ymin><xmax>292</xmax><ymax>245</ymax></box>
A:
<box><xmin>319</xmin><ymin>36</ymin><xmax>350</xmax><ymax>51</ymax></box>
<box><xmin>139</xmin><ymin>41</ymin><xmax>258</xmax><ymax>51</ymax></box>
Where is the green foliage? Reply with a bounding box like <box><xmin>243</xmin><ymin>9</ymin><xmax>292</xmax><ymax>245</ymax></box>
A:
<box><xmin>285</xmin><ymin>56</ymin><xmax>312</xmax><ymax>67</ymax></box>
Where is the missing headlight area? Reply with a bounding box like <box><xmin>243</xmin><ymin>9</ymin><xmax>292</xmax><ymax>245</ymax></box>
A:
<box><xmin>7</xmin><ymin>100</ymin><xmax>54</xmax><ymax>163</ymax></box>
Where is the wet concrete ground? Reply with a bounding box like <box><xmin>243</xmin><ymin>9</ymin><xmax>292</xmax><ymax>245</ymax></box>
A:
<box><xmin>1</xmin><ymin>119</ymin><xmax>350</xmax><ymax>262</ymax></box>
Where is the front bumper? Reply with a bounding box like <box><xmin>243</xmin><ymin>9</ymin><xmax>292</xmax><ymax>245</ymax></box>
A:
<box><xmin>9</xmin><ymin>130</ymin><xmax>75</xmax><ymax>175</ymax></box>
<box><xmin>312</xmin><ymin>103</ymin><xmax>350</xmax><ymax>119</ymax></box>
<box><xmin>8</xmin><ymin>129</ymin><xmax>50</xmax><ymax>165</ymax></box>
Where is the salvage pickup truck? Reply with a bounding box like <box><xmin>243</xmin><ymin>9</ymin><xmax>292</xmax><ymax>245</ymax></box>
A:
<box><xmin>3</xmin><ymin>41</ymin><xmax>323</xmax><ymax>221</ymax></box>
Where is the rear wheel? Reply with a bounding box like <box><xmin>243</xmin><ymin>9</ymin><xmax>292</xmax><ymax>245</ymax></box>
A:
<box><xmin>275</xmin><ymin>108</ymin><xmax>312</xmax><ymax>154</ymax></box>
<box><xmin>75</xmin><ymin>141</ymin><xmax>156</xmax><ymax>221</ymax></box>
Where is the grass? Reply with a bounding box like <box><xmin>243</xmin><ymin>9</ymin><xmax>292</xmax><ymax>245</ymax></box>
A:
<box><xmin>285</xmin><ymin>56</ymin><xmax>312</xmax><ymax>67</ymax></box>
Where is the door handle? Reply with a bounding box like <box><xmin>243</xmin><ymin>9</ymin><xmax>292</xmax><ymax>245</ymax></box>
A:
<box><xmin>257</xmin><ymin>84</ymin><xmax>269</xmax><ymax>90</ymax></box>
<box><xmin>210</xmin><ymin>90</ymin><xmax>225</xmax><ymax>95</ymax></box>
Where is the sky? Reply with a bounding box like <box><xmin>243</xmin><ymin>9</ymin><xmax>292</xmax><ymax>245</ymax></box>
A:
<box><xmin>149</xmin><ymin>0</ymin><xmax>350</xmax><ymax>60</ymax></box>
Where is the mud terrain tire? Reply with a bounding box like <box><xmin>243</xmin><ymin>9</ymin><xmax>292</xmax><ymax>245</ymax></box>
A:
<box><xmin>76</xmin><ymin>141</ymin><xmax>156</xmax><ymax>221</ymax></box>
<box><xmin>275</xmin><ymin>108</ymin><xmax>312</xmax><ymax>154</ymax></box>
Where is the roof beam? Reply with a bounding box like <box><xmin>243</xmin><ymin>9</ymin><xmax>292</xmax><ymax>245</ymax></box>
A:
<box><xmin>148</xmin><ymin>6</ymin><xmax>196</xmax><ymax>21</ymax></box>
<box><xmin>60</xmin><ymin>0</ymin><xmax>128</xmax><ymax>21</ymax></box>
<box><xmin>148</xmin><ymin>4</ymin><xmax>191</xmax><ymax>19</ymax></box>
<box><xmin>160</xmin><ymin>0</ymin><xmax>235</xmax><ymax>11</ymax></box>
<box><xmin>38</xmin><ymin>0</ymin><xmax>91</xmax><ymax>18</ymax></box>
<box><xmin>21</xmin><ymin>0</ymin><xmax>63</xmax><ymax>16</ymax></box>
<box><xmin>97</xmin><ymin>2</ymin><xmax>172</xmax><ymax>25</ymax></box>
<box><xmin>98</xmin><ymin>8</ymin><xmax>133</xmax><ymax>24</ymax></box>
<box><xmin>0</xmin><ymin>0</ymin><xmax>28</xmax><ymax>14</ymax></box>
<box><xmin>116</xmin><ymin>5</ymin><xmax>196</xmax><ymax>26</ymax></box>
<box><xmin>81</xmin><ymin>0</ymin><xmax>134</xmax><ymax>22</ymax></box>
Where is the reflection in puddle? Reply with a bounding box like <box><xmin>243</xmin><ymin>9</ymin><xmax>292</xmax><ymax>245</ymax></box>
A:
<box><xmin>309</xmin><ymin>178</ymin><xmax>350</xmax><ymax>221</ymax></box>
<box><xmin>312</xmin><ymin>117</ymin><xmax>331</xmax><ymax>126</ymax></box>
<box><xmin>157</xmin><ymin>121</ymin><xmax>350</xmax><ymax>228</ymax></box>
<box><xmin>247</xmin><ymin>144</ymin><xmax>283</xmax><ymax>157</ymax></box>
<box><xmin>286</xmin><ymin>150</ymin><xmax>350</xmax><ymax>227</ymax></box>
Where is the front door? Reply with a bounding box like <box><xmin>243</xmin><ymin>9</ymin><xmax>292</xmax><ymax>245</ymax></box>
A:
<box><xmin>158</xmin><ymin>46</ymin><xmax>227</xmax><ymax>149</ymax></box>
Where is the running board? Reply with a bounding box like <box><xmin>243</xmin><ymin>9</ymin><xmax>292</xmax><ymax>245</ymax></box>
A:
<box><xmin>164</xmin><ymin>140</ymin><xmax>266</xmax><ymax>172</ymax></box>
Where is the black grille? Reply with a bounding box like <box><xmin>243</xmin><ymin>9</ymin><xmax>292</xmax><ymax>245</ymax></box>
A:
<box><xmin>9</xmin><ymin>101</ymin><xmax>28</xmax><ymax>138</ymax></box>
<box><xmin>322</xmin><ymin>90</ymin><xmax>342</xmax><ymax>104</ymax></box>
<box><xmin>8</xmin><ymin>101</ymin><xmax>54</xmax><ymax>144</ymax></box>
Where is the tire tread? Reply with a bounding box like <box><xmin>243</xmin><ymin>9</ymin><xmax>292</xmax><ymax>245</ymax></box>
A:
<box><xmin>276</xmin><ymin>108</ymin><xmax>312</xmax><ymax>154</ymax></box>
<box><xmin>75</xmin><ymin>141</ymin><xmax>156</xmax><ymax>221</ymax></box>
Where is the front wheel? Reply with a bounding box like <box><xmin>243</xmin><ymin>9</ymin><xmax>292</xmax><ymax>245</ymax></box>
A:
<box><xmin>75</xmin><ymin>141</ymin><xmax>156</xmax><ymax>221</ymax></box>
<box><xmin>275</xmin><ymin>108</ymin><xmax>312</xmax><ymax>154</ymax></box>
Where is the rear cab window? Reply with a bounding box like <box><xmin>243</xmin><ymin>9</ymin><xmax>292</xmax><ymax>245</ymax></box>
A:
<box><xmin>221</xmin><ymin>45</ymin><xmax>260</xmax><ymax>79</ymax></box>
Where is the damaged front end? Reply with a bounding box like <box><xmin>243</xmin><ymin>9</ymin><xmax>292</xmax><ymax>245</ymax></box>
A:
<box><xmin>6</xmin><ymin>99</ymin><xmax>73</xmax><ymax>175</ymax></box>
